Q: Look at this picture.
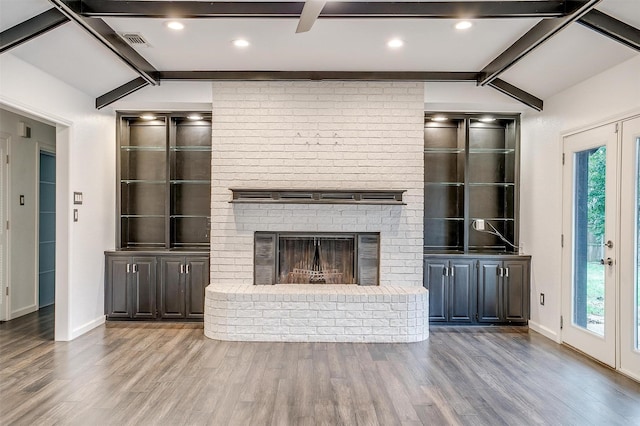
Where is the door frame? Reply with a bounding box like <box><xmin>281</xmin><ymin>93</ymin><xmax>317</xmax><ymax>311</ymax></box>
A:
<box><xmin>0</xmin><ymin>132</ymin><xmax>10</xmax><ymax>322</ymax></box>
<box><xmin>0</xmin><ymin>99</ymin><xmax>71</xmax><ymax>340</ymax></box>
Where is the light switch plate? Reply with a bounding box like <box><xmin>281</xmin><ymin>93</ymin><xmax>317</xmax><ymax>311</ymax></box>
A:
<box><xmin>73</xmin><ymin>192</ymin><xmax>83</xmax><ymax>205</ymax></box>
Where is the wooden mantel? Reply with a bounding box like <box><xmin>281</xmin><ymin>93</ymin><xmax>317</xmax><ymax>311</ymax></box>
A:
<box><xmin>229</xmin><ymin>189</ymin><xmax>406</xmax><ymax>205</ymax></box>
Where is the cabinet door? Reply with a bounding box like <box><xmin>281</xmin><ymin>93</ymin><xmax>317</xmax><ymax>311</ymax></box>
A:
<box><xmin>106</xmin><ymin>256</ymin><xmax>132</xmax><ymax>318</ymax></box>
<box><xmin>424</xmin><ymin>258</ymin><xmax>448</xmax><ymax>322</ymax></box>
<box><xmin>449</xmin><ymin>260</ymin><xmax>476</xmax><ymax>323</ymax></box>
<box><xmin>131</xmin><ymin>257</ymin><xmax>157</xmax><ymax>319</ymax></box>
<box><xmin>185</xmin><ymin>256</ymin><xmax>209</xmax><ymax>319</ymax></box>
<box><xmin>477</xmin><ymin>261</ymin><xmax>501</xmax><ymax>322</ymax></box>
<box><xmin>503</xmin><ymin>260</ymin><xmax>529</xmax><ymax>323</ymax></box>
<box><xmin>159</xmin><ymin>257</ymin><xmax>186</xmax><ymax>319</ymax></box>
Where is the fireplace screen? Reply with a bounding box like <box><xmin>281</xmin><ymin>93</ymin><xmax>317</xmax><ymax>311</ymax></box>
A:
<box><xmin>279</xmin><ymin>236</ymin><xmax>355</xmax><ymax>284</ymax></box>
<box><xmin>254</xmin><ymin>232</ymin><xmax>380</xmax><ymax>285</ymax></box>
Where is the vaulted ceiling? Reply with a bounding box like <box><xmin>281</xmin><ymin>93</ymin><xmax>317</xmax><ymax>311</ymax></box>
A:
<box><xmin>1</xmin><ymin>1</ymin><xmax>639</xmax><ymax>111</ymax></box>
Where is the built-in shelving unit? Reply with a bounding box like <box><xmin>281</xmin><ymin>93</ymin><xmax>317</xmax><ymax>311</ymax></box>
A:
<box><xmin>423</xmin><ymin>112</ymin><xmax>528</xmax><ymax>326</ymax></box>
<box><xmin>423</xmin><ymin>113</ymin><xmax>519</xmax><ymax>253</ymax></box>
<box><xmin>117</xmin><ymin>112</ymin><xmax>212</xmax><ymax>250</ymax></box>
<box><xmin>107</xmin><ymin>112</ymin><xmax>212</xmax><ymax>322</ymax></box>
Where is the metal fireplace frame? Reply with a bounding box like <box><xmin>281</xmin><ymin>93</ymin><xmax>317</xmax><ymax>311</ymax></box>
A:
<box><xmin>254</xmin><ymin>232</ymin><xmax>380</xmax><ymax>285</ymax></box>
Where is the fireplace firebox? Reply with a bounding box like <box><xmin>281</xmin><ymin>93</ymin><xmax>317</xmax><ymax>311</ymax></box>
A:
<box><xmin>254</xmin><ymin>232</ymin><xmax>380</xmax><ymax>285</ymax></box>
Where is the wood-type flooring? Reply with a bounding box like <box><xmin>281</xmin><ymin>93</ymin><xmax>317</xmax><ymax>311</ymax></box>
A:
<box><xmin>1</xmin><ymin>306</ymin><xmax>640</xmax><ymax>425</ymax></box>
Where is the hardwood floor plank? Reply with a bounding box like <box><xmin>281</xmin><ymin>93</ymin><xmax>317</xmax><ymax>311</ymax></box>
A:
<box><xmin>1</xmin><ymin>310</ymin><xmax>640</xmax><ymax>425</ymax></box>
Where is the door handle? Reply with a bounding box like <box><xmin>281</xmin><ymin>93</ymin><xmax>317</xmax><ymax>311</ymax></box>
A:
<box><xmin>600</xmin><ymin>258</ymin><xmax>613</xmax><ymax>266</ymax></box>
<box><xmin>603</xmin><ymin>240</ymin><xmax>613</xmax><ymax>248</ymax></box>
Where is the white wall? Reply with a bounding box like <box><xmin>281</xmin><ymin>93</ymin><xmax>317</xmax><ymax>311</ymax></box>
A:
<box><xmin>0</xmin><ymin>108</ymin><xmax>55</xmax><ymax>318</ymax></box>
<box><xmin>520</xmin><ymin>55</ymin><xmax>640</xmax><ymax>341</ymax></box>
<box><xmin>0</xmin><ymin>53</ymin><xmax>116</xmax><ymax>340</ymax></box>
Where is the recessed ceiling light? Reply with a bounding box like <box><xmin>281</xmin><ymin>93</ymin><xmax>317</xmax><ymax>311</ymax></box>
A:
<box><xmin>187</xmin><ymin>114</ymin><xmax>203</xmax><ymax>121</ymax></box>
<box><xmin>233</xmin><ymin>39</ymin><xmax>250</xmax><ymax>48</ymax></box>
<box><xmin>140</xmin><ymin>114</ymin><xmax>156</xmax><ymax>121</ymax></box>
<box><xmin>387</xmin><ymin>38</ymin><xmax>404</xmax><ymax>48</ymax></box>
<box><xmin>166</xmin><ymin>21</ymin><xmax>184</xmax><ymax>31</ymax></box>
<box><xmin>432</xmin><ymin>116</ymin><xmax>448</xmax><ymax>122</ymax></box>
<box><xmin>479</xmin><ymin>116</ymin><xmax>496</xmax><ymax>123</ymax></box>
<box><xmin>455</xmin><ymin>21</ymin><xmax>473</xmax><ymax>30</ymax></box>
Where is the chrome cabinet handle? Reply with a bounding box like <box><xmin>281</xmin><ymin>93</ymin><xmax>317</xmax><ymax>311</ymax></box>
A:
<box><xmin>186</xmin><ymin>264</ymin><xmax>191</xmax><ymax>274</ymax></box>
<box><xmin>180</xmin><ymin>264</ymin><xmax>185</xmax><ymax>274</ymax></box>
<box><xmin>132</xmin><ymin>264</ymin><xmax>138</xmax><ymax>273</ymax></box>
<box><xmin>449</xmin><ymin>267</ymin><xmax>454</xmax><ymax>277</ymax></box>
<box><xmin>504</xmin><ymin>267</ymin><xmax>509</xmax><ymax>278</ymax></box>
<box><xmin>126</xmin><ymin>263</ymin><xmax>130</xmax><ymax>273</ymax></box>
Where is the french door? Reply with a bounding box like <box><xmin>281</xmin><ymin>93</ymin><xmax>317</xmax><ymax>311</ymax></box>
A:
<box><xmin>619</xmin><ymin>116</ymin><xmax>640</xmax><ymax>380</ymax></box>
<box><xmin>562</xmin><ymin>115</ymin><xmax>640</xmax><ymax>380</ymax></box>
<box><xmin>562</xmin><ymin>123</ymin><xmax>618</xmax><ymax>367</ymax></box>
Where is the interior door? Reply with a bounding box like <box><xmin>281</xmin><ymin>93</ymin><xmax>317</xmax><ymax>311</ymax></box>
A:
<box><xmin>562</xmin><ymin>123</ymin><xmax>618</xmax><ymax>367</ymax></box>
<box><xmin>619</xmin><ymin>116</ymin><xmax>640</xmax><ymax>380</ymax></box>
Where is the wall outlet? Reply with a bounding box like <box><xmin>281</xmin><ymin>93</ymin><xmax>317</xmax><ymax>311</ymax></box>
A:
<box><xmin>475</xmin><ymin>219</ymin><xmax>485</xmax><ymax>230</ymax></box>
<box><xmin>540</xmin><ymin>293</ymin><xmax>545</xmax><ymax>306</ymax></box>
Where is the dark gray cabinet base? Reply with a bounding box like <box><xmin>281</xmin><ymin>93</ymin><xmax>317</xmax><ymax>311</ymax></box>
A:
<box><xmin>424</xmin><ymin>254</ymin><xmax>530</xmax><ymax>325</ymax></box>
<box><xmin>105</xmin><ymin>251</ymin><xmax>209</xmax><ymax>321</ymax></box>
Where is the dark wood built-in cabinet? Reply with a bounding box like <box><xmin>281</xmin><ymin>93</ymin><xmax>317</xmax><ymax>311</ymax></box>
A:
<box><xmin>423</xmin><ymin>112</ymin><xmax>530</xmax><ymax>325</ymax></box>
<box><xmin>425</xmin><ymin>255</ymin><xmax>530</xmax><ymax>325</ymax></box>
<box><xmin>105</xmin><ymin>112</ymin><xmax>211</xmax><ymax>321</ymax></box>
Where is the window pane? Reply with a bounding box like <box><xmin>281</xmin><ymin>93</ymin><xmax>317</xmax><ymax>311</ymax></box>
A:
<box><xmin>573</xmin><ymin>146</ymin><xmax>607</xmax><ymax>335</ymax></box>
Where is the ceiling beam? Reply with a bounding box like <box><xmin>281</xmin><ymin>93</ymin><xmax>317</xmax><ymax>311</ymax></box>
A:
<box><xmin>95</xmin><ymin>77</ymin><xmax>150</xmax><ymax>109</ymax></box>
<box><xmin>48</xmin><ymin>0</ymin><xmax>160</xmax><ymax>85</ymax></box>
<box><xmin>578</xmin><ymin>9</ymin><xmax>640</xmax><ymax>52</ymax></box>
<box><xmin>158</xmin><ymin>71</ymin><xmax>480</xmax><ymax>81</ymax></box>
<box><xmin>0</xmin><ymin>8</ymin><xmax>69</xmax><ymax>54</ymax></box>
<box><xmin>477</xmin><ymin>0</ymin><xmax>602</xmax><ymax>86</ymax></box>
<box><xmin>79</xmin><ymin>1</ymin><xmax>572</xmax><ymax>19</ymax></box>
<box><xmin>487</xmin><ymin>78</ymin><xmax>543</xmax><ymax>111</ymax></box>
<box><xmin>98</xmin><ymin>71</ymin><xmax>544</xmax><ymax>110</ymax></box>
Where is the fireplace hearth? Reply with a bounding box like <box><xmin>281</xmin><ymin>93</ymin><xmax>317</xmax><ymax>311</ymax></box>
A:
<box><xmin>254</xmin><ymin>232</ymin><xmax>380</xmax><ymax>285</ymax></box>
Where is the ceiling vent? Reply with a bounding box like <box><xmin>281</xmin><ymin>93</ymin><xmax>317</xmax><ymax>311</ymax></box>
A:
<box><xmin>120</xmin><ymin>33</ymin><xmax>150</xmax><ymax>47</ymax></box>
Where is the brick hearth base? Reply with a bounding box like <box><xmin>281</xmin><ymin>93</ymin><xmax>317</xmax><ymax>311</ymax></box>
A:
<box><xmin>204</xmin><ymin>285</ymin><xmax>429</xmax><ymax>343</ymax></box>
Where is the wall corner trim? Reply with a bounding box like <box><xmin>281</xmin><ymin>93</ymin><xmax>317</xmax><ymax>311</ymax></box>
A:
<box><xmin>68</xmin><ymin>315</ymin><xmax>105</xmax><ymax>341</ymax></box>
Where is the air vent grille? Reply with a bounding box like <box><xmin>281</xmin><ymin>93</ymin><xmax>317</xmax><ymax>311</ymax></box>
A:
<box><xmin>120</xmin><ymin>33</ymin><xmax>149</xmax><ymax>47</ymax></box>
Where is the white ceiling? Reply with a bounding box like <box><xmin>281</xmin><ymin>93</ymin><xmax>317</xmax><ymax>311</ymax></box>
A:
<box><xmin>0</xmin><ymin>0</ymin><xmax>638</xmax><ymax>105</ymax></box>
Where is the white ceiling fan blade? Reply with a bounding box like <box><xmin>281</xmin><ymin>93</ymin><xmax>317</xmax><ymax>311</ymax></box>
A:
<box><xmin>296</xmin><ymin>0</ymin><xmax>327</xmax><ymax>33</ymax></box>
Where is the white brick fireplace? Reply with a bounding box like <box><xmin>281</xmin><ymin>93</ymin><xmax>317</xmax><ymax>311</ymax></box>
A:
<box><xmin>205</xmin><ymin>81</ymin><xmax>427</xmax><ymax>342</ymax></box>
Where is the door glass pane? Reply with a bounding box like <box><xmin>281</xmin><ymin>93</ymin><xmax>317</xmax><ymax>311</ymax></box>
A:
<box><xmin>573</xmin><ymin>146</ymin><xmax>606</xmax><ymax>335</ymax></box>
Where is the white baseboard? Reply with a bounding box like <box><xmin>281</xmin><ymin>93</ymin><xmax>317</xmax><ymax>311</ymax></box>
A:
<box><xmin>528</xmin><ymin>320</ymin><xmax>561</xmax><ymax>343</ymax></box>
<box><xmin>69</xmin><ymin>315</ymin><xmax>105</xmax><ymax>340</ymax></box>
<box><xmin>10</xmin><ymin>304</ymin><xmax>37</xmax><ymax>319</ymax></box>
